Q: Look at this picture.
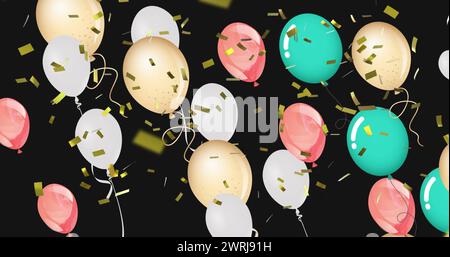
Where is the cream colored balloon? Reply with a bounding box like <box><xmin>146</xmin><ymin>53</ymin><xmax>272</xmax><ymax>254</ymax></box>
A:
<box><xmin>188</xmin><ymin>141</ymin><xmax>252</xmax><ymax>207</ymax></box>
<box><xmin>36</xmin><ymin>0</ymin><xmax>105</xmax><ymax>56</ymax></box>
<box><xmin>123</xmin><ymin>37</ymin><xmax>189</xmax><ymax>115</ymax></box>
<box><xmin>439</xmin><ymin>145</ymin><xmax>449</xmax><ymax>191</ymax></box>
<box><xmin>352</xmin><ymin>22</ymin><xmax>411</xmax><ymax>91</ymax></box>
<box><xmin>382</xmin><ymin>234</ymin><xmax>414</xmax><ymax>237</ymax></box>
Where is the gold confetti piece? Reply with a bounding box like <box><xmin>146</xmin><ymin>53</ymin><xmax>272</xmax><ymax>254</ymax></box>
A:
<box><xmin>338</xmin><ymin>173</ymin><xmax>351</xmax><ymax>182</ymax></box>
<box><xmin>331</xmin><ymin>19</ymin><xmax>342</xmax><ymax>29</ymax></box>
<box><xmin>295</xmin><ymin>171</ymin><xmax>304</xmax><ymax>176</ymax></box>
<box><xmin>173</xmin><ymin>15</ymin><xmax>182</xmax><ymax>21</ymax></box>
<box><xmin>98</xmin><ymin>199</ymin><xmax>110</xmax><ymax>205</ymax></box>
<box><xmin>115</xmin><ymin>189</ymin><xmax>130</xmax><ymax>197</ymax></box>
<box><xmin>225</xmin><ymin>48</ymin><xmax>235</xmax><ymax>56</ymax></box>
<box><xmin>267</xmin><ymin>12</ymin><xmax>280</xmax><ymax>17</ymax></box>
<box><xmin>344</xmin><ymin>52</ymin><xmax>353</xmax><ymax>62</ymax></box>
<box><xmin>175</xmin><ymin>192</ymin><xmax>184</xmax><ymax>202</ymax></box>
<box><xmin>126</xmin><ymin>102</ymin><xmax>133</xmax><ymax>111</ymax></box>
<box><xmin>51</xmin><ymin>62</ymin><xmax>65</xmax><ymax>72</ymax></box>
<box><xmin>144</xmin><ymin>120</ymin><xmax>153</xmax><ymax>128</ymax></box>
<box><xmin>167</xmin><ymin>71</ymin><xmax>175</xmax><ymax>79</ymax></box>
<box><xmin>215</xmin><ymin>105</ymin><xmax>222</xmax><ymax>112</ymax></box>
<box><xmin>365</xmin><ymin>70</ymin><xmax>377</xmax><ymax>80</ymax></box>
<box><xmin>166</xmin><ymin>131</ymin><xmax>176</xmax><ymax>141</ymax></box>
<box><xmin>120</xmin><ymin>172</ymin><xmax>128</xmax><ymax>179</ymax></box>
<box><xmin>359</xmin><ymin>148</ymin><xmax>367</xmax><ymax>156</ymax></box>
<box><xmin>259</xmin><ymin>50</ymin><xmax>266</xmax><ymax>57</ymax></box>
<box><xmin>15</xmin><ymin>78</ymin><xmax>28</xmax><ymax>84</ymax></box>
<box><xmin>302</xmin><ymin>169</ymin><xmax>313</xmax><ymax>174</ymax></box>
<box><xmin>219</xmin><ymin>92</ymin><xmax>227</xmax><ymax>100</ymax></box>
<box><xmin>350</xmin><ymin>92</ymin><xmax>361</xmax><ymax>106</ymax></box>
<box><xmin>260</xmin><ymin>147</ymin><xmax>269</xmax><ymax>152</ymax></box>
<box><xmin>277</xmin><ymin>177</ymin><xmax>285</xmax><ymax>183</ymax></box>
<box><xmin>384</xmin><ymin>5</ymin><xmax>399</xmax><ymax>19</ymax></box>
<box><xmin>444</xmin><ymin>134</ymin><xmax>449</xmax><ymax>144</ymax></box>
<box><xmin>291</xmin><ymin>82</ymin><xmax>301</xmax><ymax>90</ymax></box>
<box><xmin>49</xmin><ymin>115</ymin><xmax>55</xmax><ymax>125</ymax></box>
<box><xmin>153</xmin><ymin>128</ymin><xmax>161</xmax><ymax>132</ymax></box>
<box><xmin>357</xmin><ymin>37</ymin><xmax>367</xmax><ymax>45</ymax></box>
<box><xmin>29</xmin><ymin>76</ymin><xmax>40</xmax><ymax>88</ymax></box>
<box><xmin>326</xmin><ymin>60</ymin><xmax>336</xmax><ymax>65</ymax></box>
<box><xmin>321</xmin><ymin>20</ymin><xmax>330</xmax><ymax>28</ymax></box>
<box><xmin>304</xmin><ymin>186</ymin><xmax>309</xmax><ymax>197</ymax></box>
<box><xmin>80</xmin><ymin>182</ymin><xmax>92</xmax><ymax>190</ymax></box>
<box><xmin>364</xmin><ymin>126</ymin><xmax>373</xmax><ymax>136</ymax></box>
<box><xmin>51</xmin><ymin>92</ymin><xmax>65</xmax><ymax>105</ymax></box>
<box><xmin>126</xmin><ymin>72</ymin><xmax>136</xmax><ymax>81</ymax></box>
<box><xmin>180</xmin><ymin>177</ymin><xmax>188</xmax><ymax>184</ymax></box>
<box><xmin>411</xmin><ymin>37</ymin><xmax>418</xmax><ymax>53</ymax></box>
<box><xmin>380</xmin><ymin>132</ymin><xmax>390</xmax><ymax>137</ymax></box>
<box><xmin>279</xmin><ymin>185</ymin><xmax>287</xmax><ymax>192</ymax></box>
<box><xmin>194</xmin><ymin>105</ymin><xmax>211</xmax><ymax>113</ymax></box>
<box><xmin>357</xmin><ymin>45</ymin><xmax>367</xmax><ymax>53</ymax></box>
<box><xmin>81</xmin><ymin>167</ymin><xmax>89</xmax><ymax>177</ymax></box>
<box><xmin>341</xmin><ymin>107</ymin><xmax>358</xmax><ymax>115</ymax></box>
<box><xmin>350</xmin><ymin>14</ymin><xmax>357</xmax><ymax>23</ymax></box>
<box><xmin>68</xmin><ymin>14</ymin><xmax>79</xmax><ymax>18</ymax></box>
<box><xmin>132</xmin><ymin>86</ymin><xmax>141</xmax><ymax>90</ymax></box>
<box><xmin>216</xmin><ymin>33</ymin><xmax>229</xmax><ymax>41</ymax></box>
<box><xmin>209</xmin><ymin>156</ymin><xmax>219</xmax><ymax>159</ymax></box>
<box><xmin>436</xmin><ymin>115</ymin><xmax>443</xmax><ymax>128</ymax></box>
<box><xmin>181</xmin><ymin>18</ymin><xmax>189</xmax><ymax>29</ymax></box>
<box><xmin>122</xmin><ymin>40</ymin><xmax>133</xmax><ymax>46</ymax></box>
<box><xmin>213</xmin><ymin>199</ymin><xmax>223</xmax><ymax>206</ymax></box>
<box><xmin>93</xmin><ymin>11</ymin><xmax>104</xmax><ymax>20</ymax></box>
<box><xmin>118</xmin><ymin>0</ymin><xmax>129</xmax><ymax>3</ymax></box>
<box><xmin>34</xmin><ymin>182</ymin><xmax>43</xmax><ymax>197</ymax></box>
<box><xmin>91</xmin><ymin>150</ymin><xmax>105</xmax><ymax>158</ymax></box>
<box><xmin>226</xmin><ymin>77</ymin><xmax>240</xmax><ymax>81</ymax></box>
<box><xmin>82</xmin><ymin>131</ymin><xmax>89</xmax><ymax>139</ymax></box>
<box><xmin>382</xmin><ymin>91</ymin><xmax>390</xmax><ymax>101</ymax></box>
<box><xmin>133</xmin><ymin>130</ymin><xmax>165</xmax><ymax>155</ymax></box>
<box><xmin>147</xmin><ymin>169</ymin><xmax>156</xmax><ymax>174</ymax></box>
<box><xmin>373</xmin><ymin>45</ymin><xmax>383</xmax><ymax>49</ymax></box>
<box><xmin>183</xmin><ymin>31</ymin><xmax>192</xmax><ymax>36</ymax></box>
<box><xmin>316</xmin><ymin>181</ymin><xmax>327</xmax><ymax>190</ymax></box>
<box><xmin>93</xmin><ymin>68</ymin><xmax>99</xmax><ymax>83</ymax></box>
<box><xmin>159</xmin><ymin>31</ymin><xmax>170</xmax><ymax>35</ymax></box>
<box><xmin>411</xmin><ymin>103</ymin><xmax>421</xmax><ymax>110</ymax></box>
<box><xmin>420</xmin><ymin>173</ymin><xmax>428</xmax><ymax>178</ymax></box>
<box><xmin>148</xmin><ymin>58</ymin><xmax>156</xmax><ymax>67</ymax></box>
<box><xmin>303</xmin><ymin>38</ymin><xmax>312</xmax><ymax>43</ymax></box>
<box><xmin>18</xmin><ymin>43</ymin><xmax>34</xmax><ymax>56</ymax></box>
<box><xmin>364</xmin><ymin>53</ymin><xmax>377</xmax><ymax>64</ymax></box>
<box><xmin>322</xmin><ymin>124</ymin><xmax>329</xmax><ymax>135</ymax></box>
<box><xmin>202</xmin><ymin>59</ymin><xmax>215</xmax><ymax>69</ymax></box>
<box><xmin>95</xmin><ymin>130</ymin><xmax>104</xmax><ymax>139</ymax></box>
<box><xmin>108</xmin><ymin>13</ymin><xmax>112</xmax><ymax>22</ymax></box>
<box><xmin>358</xmin><ymin>105</ymin><xmax>376</xmax><ymax>111</ymax></box>
<box><xmin>108</xmin><ymin>165</ymin><xmax>118</xmax><ymax>177</ymax></box>
<box><xmin>278</xmin><ymin>105</ymin><xmax>285</xmax><ymax>119</ymax></box>
<box><xmin>301</xmin><ymin>151</ymin><xmax>312</xmax><ymax>157</ymax></box>
<box><xmin>236</xmin><ymin>42</ymin><xmax>247</xmax><ymax>51</ymax></box>
<box><xmin>335</xmin><ymin>105</ymin><xmax>343</xmax><ymax>111</ymax></box>
<box><xmin>287</xmin><ymin>27</ymin><xmax>298</xmax><ymax>38</ymax></box>
<box><xmin>223</xmin><ymin>180</ymin><xmax>230</xmax><ymax>188</ymax></box>
<box><xmin>68</xmin><ymin>137</ymin><xmax>81</xmax><ymax>148</ymax></box>
<box><xmin>91</xmin><ymin>26</ymin><xmax>101</xmax><ymax>34</ymax></box>
<box><xmin>403</xmin><ymin>183</ymin><xmax>413</xmax><ymax>192</ymax></box>
<box><xmin>278</xmin><ymin>9</ymin><xmax>287</xmax><ymax>20</ymax></box>
<box><xmin>414</xmin><ymin>68</ymin><xmax>420</xmax><ymax>80</ymax></box>
<box><xmin>180</xmin><ymin>68</ymin><xmax>189</xmax><ymax>81</ymax></box>
<box><xmin>254</xmin><ymin>107</ymin><xmax>263</xmax><ymax>114</ymax></box>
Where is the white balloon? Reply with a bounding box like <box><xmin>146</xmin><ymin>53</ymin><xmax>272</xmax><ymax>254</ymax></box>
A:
<box><xmin>192</xmin><ymin>83</ymin><xmax>238</xmax><ymax>142</ymax></box>
<box><xmin>131</xmin><ymin>6</ymin><xmax>180</xmax><ymax>47</ymax></box>
<box><xmin>75</xmin><ymin>109</ymin><xmax>122</xmax><ymax>170</ymax></box>
<box><xmin>43</xmin><ymin>36</ymin><xmax>90</xmax><ymax>97</ymax></box>
<box><xmin>263</xmin><ymin>150</ymin><xmax>310</xmax><ymax>210</ymax></box>
<box><xmin>206</xmin><ymin>194</ymin><xmax>253</xmax><ymax>237</ymax></box>
<box><xmin>439</xmin><ymin>50</ymin><xmax>449</xmax><ymax>80</ymax></box>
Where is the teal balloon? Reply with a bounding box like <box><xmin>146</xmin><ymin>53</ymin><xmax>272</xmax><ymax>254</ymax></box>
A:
<box><xmin>346</xmin><ymin>107</ymin><xmax>409</xmax><ymax>176</ymax></box>
<box><xmin>279</xmin><ymin>13</ymin><xmax>343</xmax><ymax>84</ymax></box>
<box><xmin>420</xmin><ymin>169</ymin><xmax>449</xmax><ymax>233</ymax></box>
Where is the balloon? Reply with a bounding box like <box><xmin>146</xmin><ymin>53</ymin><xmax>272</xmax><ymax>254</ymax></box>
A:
<box><xmin>438</xmin><ymin>50</ymin><xmax>449</xmax><ymax>80</ymax></box>
<box><xmin>37</xmin><ymin>184</ymin><xmax>78</xmax><ymax>234</ymax></box>
<box><xmin>440</xmin><ymin>146</ymin><xmax>449</xmax><ymax>190</ymax></box>
<box><xmin>0</xmin><ymin>98</ymin><xmax>30</xmax><ymax>153</ymax></box>
<box><xmin>131</xmin><ymin>6</ymin><xmax>180</xmax><ymax>47</ymax></box>
<box><xmin>36</xmin><ymin>0</ymin><xmax>105</xmax><ymax>56</ymax></box>
<box><xmin>75</xmin><ymin>109</ymin><xmax>122</xmax><ymax>170</ymax></box>
<box><xmin>263</xmin><ymin>150</ymin><xmax>310</xmax><ymax>209</ymax></box>
<box><xmin>279</xmin><ymin>103</ymin><xmax>326</xmax><ymax>163</ymax></box>
<box><xmin>123</xmin><ymin>37</ymin><xmax>189</xmax><ymax>115</ymax></box>
<box><xmin>382</xmin><ymin>234</ymin><xmax>414</xmax><ymax>237</ymax></box>
<box><xmin>206</xmin><ymin>194</ymin><xmax>253</xmax><ymax>237</ymax></box>
<box><xmin>420</xmin><ymin>169</ymin><xmax>449</xmax><ymax>233</ymax></box>
<box><xmin>368</xmin><ymin>178</ymin><xmax>415</xmax><ymax>236</ymax></box>
<box><xmin>279</xmin><ymin>14</ymin><xmax>343</xmax><ymax>84</ymax></box>
<box><xmin>43</xmin><ymin>36</ymin><xmax>90</xmax><ymax>97</ymax></box>
<box><xmin>188</xmin><ymin>141</ymin><xmax>252</xmax><ymax>207</ymax></box>
<box><xmin>352</xmin><ymin>22</ymin><xmax>411</xmax><ymax>91</ymax></box>
<box><xmin>347</xmin><ymin>107</ymin><xmax>409</xmax><ymax>177</ymax></box>
<box><xmin>217</xmin><ymin>23</ymin><xmax>266</xmax><ymax>85</ymax></box>
<box><xmin>192</xmin><ymin>83</ymin><xmax>238</xmax><ymax>142</ymax></box>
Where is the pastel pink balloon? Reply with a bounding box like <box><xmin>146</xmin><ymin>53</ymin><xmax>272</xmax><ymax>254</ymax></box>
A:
<box><xmin>0</xmin><ymin>98</ymin><xmax>30</xmax><ymax>153</ymax></box>
<box><xmin>37</xmin><ymin>184</ymin><xmax>78</xmax><ymax>234</ymax></box>
<box><xmin>218</xmin><ymin>23</ymin><xmax>266</xmax><ymax>86</ymax></box>
<box><xmin>279</xmin><ymin>103</ymin><xmax>326</xmax><ymax>163</ymax></box>
<box><xmin>368</xmin><ymin>178</ymin><xmax>415</xmax><ymax>235</ymax></box>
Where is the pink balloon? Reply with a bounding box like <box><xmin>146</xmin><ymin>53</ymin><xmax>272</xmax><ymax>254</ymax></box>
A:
<box><xmin>279</xmin><ymin>103</ymin><xmax>326</xmax><ymax>163</ymax></box>
<box><xmin>368</xmin><ymin>178</ymin><xmax>415</xmax><ymax>236</ymax></box>
<box><xmin>218</xmin><ymin>22</ymin><xmax>266</xmax><ymax>86</ymax></box>
<box><xmin>0</xmin><ymin>98</ymin><xmax>30</xmax><ymax>153</ymax></box>
<box><xmin>37</xmin><ymin>184</ymin><xmax>78</xmax><ymax>234</ymax></box>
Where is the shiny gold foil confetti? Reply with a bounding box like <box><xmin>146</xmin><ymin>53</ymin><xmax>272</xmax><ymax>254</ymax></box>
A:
<box><xmin>277</xmin><ymin>177</ymin><xmax>285</xmax><ymax>183</ymax></box>
<box><xmin>122</xmin><ymin>40</ymin><xmax>133</xmax><ymax>46</ymax></box>
<box><xmin>444</xmin><ymin>134</ymin><xmax>449</xmax><ymax>144</ymax></box>
<box><xmin>291</xmin><ymin>82</ymin><xmax>301</xmax><ymax>90</ymax></box>
<box><xmin>102</xmin><ymin>107</ymin><xmax>111</xmax><ymax>116</ymax></box>
<box><xmin>301</xmin><ymin>151</ymin><xmax>311</xmax><ymax>157</ymax></box>
<box><xmin>350</xmin><ymin>14</ymin><xmax>357</xmax><ymax>23</ymax></box>
<box><xmin>98</xmin><ymin>199</ymin><xmax>110</xmax><ymax>205</ymax></box>
<box><xmin>384</xmin><ymin>5</ymin><xmax>399</xmax><ymax>19</ymax></box>
<box><xmin>220</xmin><ymin>92</ymin><xmax>227</xmax><ymax>100</ymax></box>
<box><xmin>51</xmin><ymin>62</ymin><xmax>65</xmax><ymax>72</ymax></box>
<box><xmin>380</xmin><ymin>132</ymin><xmax>390</xmax><ymax>137</ymax></box>
<box><xmin>34</xmin><ymin>182</ymin><xmax>43</xmax><ymax>197</ymax></box>
<box><xmin>51</xmin><ymin>92</ymin><xmax>66</xmax><ymax>105</ymax></box>
<box><xmin>92</xmin><ymin>149</ymin><xmax>106</xmax><ymax>157</ymax></box>
<box><xmin>259</xmin><ymin>147</ymin><xmax>269</xmax><ymax>152</ymax></box>
<box><xmin>120</xmin><ymin>172</ymin><xmax>128</xmax><ymax>179</ymax></box>
<box><xmin>15</xmin><ymin>78</ymin><xmax>28</xmax><ymax>84</ymax></box>
<box><xmin>68</xmin><ymin>14</ymin><xmax>79</xmax><ymax>18</ymax></box>
<box><xmin>279</xmin><ymin>185</ymin><xmax>287</xmax><ymax>192</ymax></box>
<box><xmin>126</xmin><ymin>102</ymin><xmax>133</xmax><ymax>111</ymax></box>
<box><xmin>357</xmin><ymin>45</ymin><xmax>367</xmax><ymax>53</ymax></box>
<box><xmin>223</xmin><ymin>180</ymin><xmax>230</xmax><ymax>188</ymax></box>
<box><xmin>91</xmin><ymin>27</ymin><xmax>101</xmax><ymax>34</ymax></box>
<box><xmin>357</xmin><ymin>37</ymin><xmax>367</xmax><ymax>45</ymax></box>
<box><xmin>364</xmin><ymin>126</ymin><xmax>373</xmax><ymax>136</ymax></box>
<box><xmin>126</xmin><ymin>72</ymin><xmax>136</xmax><ymax>81</ymax></box>
<box><xmin>68</xmin><ymin>137</ymin><xmax>81</xmax><ymax>148</ymax></box>
<box><xmin>364</xmin><ymin>53</ymin><xmax>377</xmax><ymax>64</ymax></box>
<box><xmin>159</xmin><ymin>31</ymin><xmax>170</xmax><ymax>35</ymax></box>
<box><xmin>29</xmin><ymin>76</ymin><xmax>40</xmax><ymax>88</ymax></box>
<box><xmin>82</xmin><ymin>131</ymin><xmax>89</xmax><ymax>139</ymax></box>
<box><xmin>175</xmin><ymin>193</ymin><xmax>184</xmax><ymax>202</ymax></box>
<box><xmin>18</xmin><ymin>43</ymin><xmax>34</xmax><ymax>56</ymax></box>
<box><xmin>216</xmin><ymin>33</ymin><xmax>228</xmax><ymax>40</ymax></box>
<box><xmin>344</xmin><ymin>52</ymin><xmax>353</xmax><ymax>62</ymax></box>
<box><xmin>316</xmin><ymin>181</ymin><xmax>327</xmax><ymax>190</ymax></box>
<box><xmin>93</xmin><ymin>11</ymin><xmax>104</xmax><ymax>20</ymax></box>
<box><xmin>80</xmin><ymin>182</ymin><xmax>92</xmax><ymax>190</ymax></box>
<box><xmin>338</xmin><ymin>173</ymin><xmax>351</xmax><ymax>182</ymax></box>
<box><xmin>331</xmin><ymin>19</ymin><xmax>342</xmax><ymax>29</ymax></box>
<box><xmin>287</xmin><ymin>28</ymin><xmax>298</xmax><ymax>38</ymax></box>
<box><xmin>173</xmin><ymin>15</ymin><xmax>182</xmax><ymax>21</ymax></box>
<box><xmin>181</xmin><ymin>177</ymin><xmax>188</xmax><ymax>184</ymax></box>
<box><xmin>365</xmin><ymin>70</ymin><xmax>377</xmax><ymax>80</ymax></box>
<box><xmin>81</xmin><ymin>167</ymin><xmax>90</xmax><ymax>177</ymax></box>
<box><xmin>202</xmin><ymin>59</ymin><xmax>215</xmax><ymax>69</ymax></box>
<box><xmin>359</xmin><ymin>148</ymin><xmax>367</xmax><ymax>156</ymax></box>
<box><xmin>436</xmin><ymin>115</ymin><xmax>443</xmax><ymax>128</ymax></box>
<box><xmin>303</xmin><ymin>38</ymin><xmax>312</xmax><ymax>43</ymax></box>
<box><xmin>320</xmin><ymin>20</ymin><xmax>330</xmax><ymax>28</ymax></box>
<box><xmin>213</xmin><ymin>199</ymin><xmax>223</xmax><ymax>206</ymax></box>
<box><xmin>181</xmin><ymin>68</ymin><xmax>189</xmax><ymax>81</ymax></box>
<box><xmin>358</xmin><ymin>105</ymin><xmax>376</xmax><ymax>111</ymax></box>
<box><xmin>133</xmin><ymin>130</ymin><xmax>165</xmax><ymax>155</ymax></box>
<box><xmin>49</xmin><ymin>115</ymin><xmax>55</xmax><ymax>125</ymax></box>
<box><xmin>225</xmin><ymin>48</ymin><xmax>235</xmax><ymax>56</ymax></box>
<box><xmin>403</xmin><ymin>183</ymin><xmax>413</xmax><ymax>192</ymax></box>
<box><xmin>278</xmin><ymin>9</ymin><xmax>287</xmax><ymax>20</ymax></box>
<box><xmin>278</xmin><ymin>104</ymin><xmax>285</xmax><ymax>119</ymax></box>
<box><xmin>180</xmin><ymin>18</ymin><xmax>190</xmax><ymax>29</ymax></box>
<box><xmin>262</xmin><ymin>30</ymin><xmax>270</xmax><ymax>39</ymax></box>
<box><xmin>411</xmin><ymin>37</ymin><xmax>418</xmax><ymax>53</ymax></box>
<box><xmin>322</xmin><ymin>124</ymin><xmax>329</xmax><ymax>135</ymax></box>
<box><xmin>96</xmin><ymin>130</ymin><xmax>104</xmax><ymax>139</ymax></box>
<box><xmin>350</xmin><ymin>92</ymin><xmax>361</xmax><ymax>106</ymax></box>
<box><xmin>115</xmin><ymin>189</ymin><xmax>130</xmax><ymax>197</ymax></box>
<box><xmin>326</xmin><ymin>60</ymin><xmax>337</xmax><ymax>65</ymax></box>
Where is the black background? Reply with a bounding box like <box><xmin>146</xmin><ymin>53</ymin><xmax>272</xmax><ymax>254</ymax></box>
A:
<box><xmin>0</xmin><ymin>0</ymin><xmax>448</xmax><ymax>238</ymax></box>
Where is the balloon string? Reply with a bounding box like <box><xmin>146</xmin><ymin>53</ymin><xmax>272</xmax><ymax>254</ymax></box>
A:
<box><xmin>91</xmin><ymin>164</ymin><xmax>125</xmax><ymax>237</ymax></box>
<box><xmin>388</xmin><ymin>178</ymin><xmax>418</xmax><ymax>237</ymax></box>
<box><xmin>162</xmin><ymin>109</ymin><xmax>196</xmax><ymax>163</ymax></box>
<box><xmin>295</xmin><ymin>209</ymin><xmax>309</xmax><ymax>237</ymax></box>
<box><xmin>74</xmin><ymin>97</ymin><xmax>83</xmax><ymax>116</ymax></box>
<box><xmin>389</xmin><ymin>88</ymin><xmax>424</xmax><ymax>147</ymax></box>
<box><xmin>322</xmin><ymin>85</ymin><xmax>349</xmax><ymax>130</ymax></box>
<box><xmin>87</xmin><ymin>53</ymin><xmax>107</xmax><ymax>90</ymax></box>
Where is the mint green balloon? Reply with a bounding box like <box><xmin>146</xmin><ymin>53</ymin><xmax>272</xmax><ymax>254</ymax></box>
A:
<box><xmin>347</xmin><ymin>107</ymin><xmax>409</xmax><ymax>176</ymax></box>
<box><xmin>279</xmin><ymin>13</ymin><xmax>343</xmax><ymax>84</ymax></box>
<box><xmin>420</xmin><ymin>169</ymin><xmax>449</xmax><ymax>233</ymax></box>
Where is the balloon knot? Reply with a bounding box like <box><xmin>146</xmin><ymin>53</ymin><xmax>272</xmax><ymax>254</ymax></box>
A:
<box><xmin>17</xmin><ymin>149</ymin><xmax>22</xmax><ymax>154</ymax></box>
<box><xmin>312</xmin><ymin>162</ymin><xmax>318</xmax><ymax>168</ymax></box>
<box><xmin>388</xmin><ymin>175</ymin><xmax>394</xmax><ymax>180</ymax></box>
<box><xmin>253</xmin><ymin>81</ymin><xmax>260</xmax><ymax>88</ymax></box>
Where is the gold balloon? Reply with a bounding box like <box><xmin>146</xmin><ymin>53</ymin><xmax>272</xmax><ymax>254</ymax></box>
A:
<box><xmin>188</xmin><ymin>141</ymin><xmax>252</xmax><ymax>207</ymax></box>
<box><xmin>440</xmin><ymin>145</ymin><xmax>449</xmax><ymax>191</ymax></box>
<box><xmin>352</xmin><ymin>22</ymin><xmax>411</xmax><ymax>91</ymax></box>
<box><xmin>123</xmin><ymin>37</ymin><xmax>189</xmax><ymax>115</ymax></box>
<box><xmin>36</xmin><ymin>0</ymin><xmax>105</xmax><ymax>56</ymax></box>
<box><xmin>382</xmin><ymin>234</ymin><xmax>414</xmax><ymax>237</ymax></box>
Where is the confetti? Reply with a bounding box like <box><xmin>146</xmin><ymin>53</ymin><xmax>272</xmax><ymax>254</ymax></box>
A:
<box><xmin>380</xmin><ymin>132</ymin><xmax>390</xmax><ymax>137</ymax></box>
<box><xmin>115</xmin><ymin>189</ymin><xmax>130</xmax><ymax>197</ymax></box>
<box><xmin>291</xmin><ymin>82</ymin><xmax>301</xmax><ymax>90</ymax></box>
<box><xmin>202</xmin><ymin>59</ymin><xmax>215</xmax><ymax>69</ymax></box>
<box><xmin>92</xmin><ymin>149</ymin><xmax>106</xmax><ymax>157</ymax></box>
<box><xmin>51</xmin><ymin>62</ymin><xmax>65</xmax><ymax>72</ymax></box>
<box><xmin>180</xmin><ymin>18</ymin><xmax>190</xmax><ymax>29</ymax></box>
<box><xmin>411</xmin><ymin>37</ymin><xmax>418</xmax><ymax>53</ymax></box>
<box><xmin>358</xmin><ymin>105</ymin><xmax>376</xmax><ymax>111</ymax></box>
<box><xmin>223</xmin><ymin>180</ymin><xmax>230</xmax><ymax>188</ymax></box>
<box><xmin>259</xmin><ymin>147</ymin><xmax>269</xmax><ymax>152</ymax></box>
<box><xmin>414</xmin><ymin>68</ymin><xmax>420</xmax><ymax>80</ymax></box>
<box><xmin>126</xmin><ymin>72</ymin><xmax>136</xmax><ymax>81</ymax></box>
<box><xmin>68</xmin><ymin>137</ymin><xmax>81</xmax><ymax>148</ymax></box>
<box><xmin>49</xmin><ymin>115</ymin><xmax>55</xmax><ymax>125</ymax></box>
<box><xmin>277</xmin><ymin>178</ymin><xmax>285</xmax><ymax>183</ymax></box>
<box><xmin>93</xmin><ymin>11</ymin><xmax>104</xmax><ymax>20</ymax></box>
<box><xmin>29</xmin><ymin>76</ymin><xmax>40</xmax><ymax>88</ymax></box>
<box><xmin>357</xmin><ymin>45</ymin><xmax>367</xmax><ymax>53</ymax></box>
<box><xmin>194</xmin><ymin>105</ymin><xmax>211</xmax><ymax>113</ymax></box>
<box><xmin>122</xmin><ymin>40</ymin><xmax>133</xmax><ymax>46</ymax></box>
<box><xmin>331</xmin><ymin>19</ymin><xmax>342</xmax><ymax>29</ymax></box>
<box><xmin>51</xmin><ymin>93</ymin><xmax>65</xmax><ymax>105</ymax></box>
<box><xmin>34</xmin><ymin>182</ymin><xmax>43</xmax><ymax>197</ymax></box>
<box><xmin>98</xmin><ymin>199</ymin><xmax>110</xmax><ymax>205</ymax></box>
<box><xmin>287</xmin><ymin>28</ymin><xmax>298</xmax><ymax>38</ymax></box>
<box><xmin>15</xmin><ymin>78</ymin><xmax>28</xmax><ymax>84</ymax></box>
<box><xmin>326</xmin><ymin>60</ymin><xmax>337</xmax><ymax>65</ymax></box>
<box><xmin>301</xmin><ymin>151</ymin><xmax>311</xmax><ymax>157</ymax></box>
<box><xmin>279</xmin><ymin>185</ymin><xmax>287</xmax><ymax>192</ymax></box>
<box><xmin>278</xmin><ymin>9</ymin><xmax>287</xmax><ymax>20</ymax></box>
<box><xmin>261</xmin><ymin>30</ymin><xmax>270</xmax><ymax>39</ymax></box>
<box><xmin>181</xmin><ymin>177</ymin><xmax>188</xmax><ymax>184</ymax></box>
<box><xmin>82</xmin><ymin>131</ymin><xmax>89</xmax><ymax>139</ymax></box>
<box><xmin>278</xmin><ymin>105</ymin><xmax>285</xmax><ymax>119</ymax></box>
<box><xmin>359</xmin><ymin>148</ymin><xmax>367</xmax><ymax>156</ymax></box>
<box><xmin>96</xmin><ymin>130</ymin><xmax>104</xmax><ymax>139</ymax></box>
<box><xmin>364</xmin><ymin>126</ymin><xmax>373</xmax><ymax>136</ymax></box>
<box><xmin>225</xmin><ymin>48</ymin><xmax>235</xmax><ymax>56</ymax></box>
<box><xmin>350</xmin><ymin>14</ymin><xmax>357</xmax><ymax>23</ymax></box>
<box><xmin>322</xmin><ymin>124</ymin><xmax>329</xmax><ymax>135</ymax></box>
<box><xmin>175</xmin><ymin>193</ymin><xmax>184</xmax><ymax>202</ymax></box>
<box><xmin>384</xmin><ymin>5</ymin><xmax>399</xmax><ymax>19</ymax></box>
<box><xmin>365</xmin><ymin>70</ymin><xmax>378</xmax><ymax>80</ymax></box>
<box><xmin>403</xmin><ymin>183</ymin><xmax>413</xmax><ymax>192</ymax></box>
<box><xmin>344</xmin><ymin>52</ymin><xmax>353</xmax><ymax>62</ymax></box>
<box><xmin>181</xmin><ymin>68</ymin><xmax>189</xmax><ymax>81</ymax></box>
<box><xmin>80</xmin><ymin>182</ymin><xmax>92</xmax><ymax>190</ymax></box>
<box><xmin>120</xmin><ymin>172</ymin><xmax>128</xmax><ymax>179</ymax></box>
<box><xmin>444</xmin><ymin>134</ymin><xmax>449</xmax><ymax>144</ymax></box>
<box><xmin>213</xmin><ymin>199</ymin><xmax>223</xmax><ymax>206</ymax></box>
<box><xmin>316</xmin><ymin>181</ymin><xmax>327</xmax><ymax>190</ymax></box>
<box><xmin>338</xmin><ymin>173</ymin><xmax>351</xmax><ymax>182</ymax></box>
<box><xmin>350</xmin><ymin>92</ymin><xmax>361</xmax><ymax>106</ymax></box>
<box><xmin>132</xmin><ymin>130</ymin><xmax>165</xmax><ymax>155</ymax></box>
<box><xmin>321</xmin><ymin>20</ymin><xmax>330</xmax><ymax>28</ymax></box>
<box><xmin>357</xmin><ymin>37</ymin><xmax>367</xmax><ymax>45</ymax></box>
<box><xmin>436</xmin><ymin>115</ymin><xmax>443</xmax><ymax>128</ymax></box>
<box><xmin>173</xmin><ymin>15</ymin><xmax>182</xmax><ymax>21</ymax></box>
<box><xmin>216</xmin><ymin>33</ymin><xmax>228</xmax><ymax>40</ymax></box>
<box><xmin>18</xmin><ymin>43</ymin><xmax>34</xmax><ymax>56</ymax></box>
<box><xmin>364</xmin><ymin>53</ymin><xmax>377</xmax><ymax>64</ymax></box>
<box><xmin>102</xmin><ymin>107</ymin><xmax>111</xmax><ymax>116</ymax></box>
<box><xmin>81</xmin><ymin>167</ymin><xmax>90</xmax><ymax>177</ymax></box>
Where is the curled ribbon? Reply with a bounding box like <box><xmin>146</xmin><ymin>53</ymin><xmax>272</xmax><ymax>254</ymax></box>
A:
<box><xmin>74</xmin><ymin>97</ymin><xmax>83</xmax><ymax>116</ymax></box>
<box><xmin>295</xmin><ymin>209</ymin><xmax>309</xmax><ymax>237</ymax></box>
<box><xmin>389</xmin><ymin>88</ymin><xmax>424</xmax><ymax>147</ymax></box>
<box><xmin>388</xmin><ymin>177</ymin><xmax>418</xmax><ymax>236</ymax></box>
<box><xmin>162</xmin><ymin>109</ymin><xmax>196</xmax><ymax>163</ymax></box>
